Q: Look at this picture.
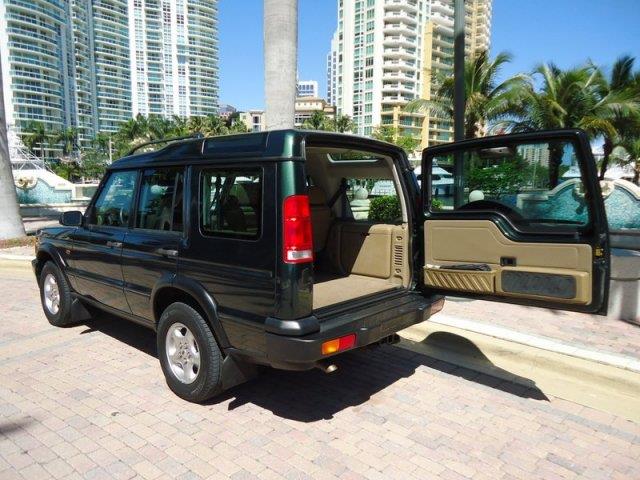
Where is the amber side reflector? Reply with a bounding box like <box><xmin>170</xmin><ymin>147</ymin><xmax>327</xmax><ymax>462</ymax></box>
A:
<box><xmin>321</xmin><ymin>334</ymin><xmax>356</xmax><ymax>355</ymax></box>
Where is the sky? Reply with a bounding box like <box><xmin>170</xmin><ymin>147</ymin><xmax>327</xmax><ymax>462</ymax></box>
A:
<box><xmin>218</xmin><ymin>0</ymin><xmax>640</xmax><ymax>111</ymax></box>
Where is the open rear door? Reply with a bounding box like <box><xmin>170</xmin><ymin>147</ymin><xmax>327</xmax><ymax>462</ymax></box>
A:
<box><xmin>421</xmin><ymin>129</ymin><xmax>609</xmax><ymax>315</ymax></box>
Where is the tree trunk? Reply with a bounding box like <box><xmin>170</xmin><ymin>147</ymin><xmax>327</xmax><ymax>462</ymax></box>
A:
<box><xmin>264</xmin><ymin>0</ymin><xmax>297</xmax><ymax>130</ymax></box>
<box><xmin>634</xmin><ymin>161</ymin><xmax>639</xmax><ymax>186</ymax></box>
<box><xmin>548</xmin><ymin>142</ymin><xmax>564</xmax><ymax>189</ymax></box>
<box><xmin>0</xmin><ymin>59</ymin><xmax>26</xmax><ymax>240</ymax></box>
<box><xmin>599</xmin><ymin>137</ymin><xmax>613</xmax><ymax>180</ymax></box>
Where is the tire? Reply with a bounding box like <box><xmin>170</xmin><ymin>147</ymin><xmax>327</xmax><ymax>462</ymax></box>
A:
<box><xmin>157</xmin><ymin>302</ymin><xmax>223</xmax><ymax>402</ymax></box>
<box><xmin>39</xmin><ymin>261</ymin><xmax>73</xmax><ymax>327</ymax></box>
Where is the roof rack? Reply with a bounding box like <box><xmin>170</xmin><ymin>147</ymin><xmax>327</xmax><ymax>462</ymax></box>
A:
<box><xmin>126</xmin><ymin>133</ymin><xmax>204</xmax><ymax>156</ymax></box>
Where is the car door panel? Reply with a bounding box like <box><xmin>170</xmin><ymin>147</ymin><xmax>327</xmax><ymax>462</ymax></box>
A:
<box><xmin>69</xmin><ymin>169</ymin><xmax>137</xmax><ymax>313</ymax></box>
<box><xmin>421</xmin><ymin>129</ymin><xmax>609</xmax><ymax>315</ymax></box>
<box><xmin>423</xmin><ymin>219</ymin><xmax>592</xmax><ymax>304</ymax></box>
<box><xmin>70</xmin><ymin>226</ymin><xmax>129</xmax><ymax>311</ymax></box>
<box><xmin>120</xmin><ymin>167</ymin><xmax>184</xmax><ymax>320</ymax></box>
<box><xmin>121</xmin><ymin>231</ymin><xmax>180</xmax><ymax>319</ymax></box>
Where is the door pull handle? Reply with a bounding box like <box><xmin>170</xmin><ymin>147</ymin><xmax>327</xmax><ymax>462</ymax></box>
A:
<box><xmin>106</xmin><ymin>241</ymin><xmax>122</xmax><ymax>248</ymax></box>
<box><xmin>156</xmin><ymin>248</ymin><xmax>179</xmax><ymax>257</ymax></box>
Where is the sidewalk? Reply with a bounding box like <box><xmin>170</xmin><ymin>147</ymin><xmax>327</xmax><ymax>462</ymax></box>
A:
<box><xmin>440</xmin><ymin>297</ymin><xmax>640</xmax><ymax>360</ymax></box>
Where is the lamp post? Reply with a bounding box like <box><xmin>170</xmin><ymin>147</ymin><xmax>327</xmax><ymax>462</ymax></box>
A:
<box><xmin>453</xmin><ymin>0</ymin><xmax>466</xmax><ymax>207</ymax></box>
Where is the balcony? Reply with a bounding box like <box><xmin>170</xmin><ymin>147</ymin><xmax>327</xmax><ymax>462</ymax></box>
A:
<box><xmin>381</xmin><ymin>93</ymin><xmax>415</xmax><ymax>105</ymax></box>
<box><xmin>382</xmin><ymin>82</ymin><xmax>416</xmax><ymax>93</ymax></box>
<box><xmin>430</xmin><ymin>0</ymin><xmax>454</xmax><ymax>15</ymax></box>
<box><xmin>383</xmin><ymin>34</ymin><xmax>417</xmax><ymax>48</ymax></box>
<box><xmin>383</xmin><ymin>47</ymin><xmax>416</xmax><ymax>60</ymax></box>
<box><xmin>383</xmin><ymin>21</ymin><xmax>417</xmax><ymax>36</ymax></box>
<box><xmin>382</xmin><ymin>70</ymin><xmax>416</xmax><ymax>82</ymax></box>
<box><xmin>384</xmin><ymin>0</ymin><xmax>418</xmax><ymax>12</ymax></box>
<box><xmin>383</xmin><ymin>9</ymin><xmax>417</xmax><ymax>24</ymax></box>
<box><xmin>383</xmin><ymin>59</ymin><xmax>417</xmax><ymax>71</ymax></box>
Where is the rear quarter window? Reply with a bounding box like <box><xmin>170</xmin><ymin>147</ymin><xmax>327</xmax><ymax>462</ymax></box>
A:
<box><xmin>199</xmin><ymin>168</ymin><xmax>263</xmax><ymax>239</ymax></box>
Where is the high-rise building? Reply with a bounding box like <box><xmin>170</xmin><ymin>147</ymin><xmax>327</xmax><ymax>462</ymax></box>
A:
<box><xmin>0</xmin><ymin>0</ymin><xmax>76</xmax><ymax>136</ymax></box>
<box><xmin>0</xmin><ymin>0</ymin><xmax>219</xmax><ymax>153</ymax></box>
<box><xmin>329</xmin><ymin>0</ymin><xmax>492</xmax><ymax>149</ymax></box>
<box><xmin>297</xmin><ymin>80</ymin><xmax>319</xmax><ymax>98</ymax></box>
<box><xmin>129</xmin><ymin>0</ymin><xmax>219</xmax><ymax>119</ymax></box>
<box><xmin>326</xmin><ymin>31</ymin><xmax>338</xmax><ymax>105</ymax></box>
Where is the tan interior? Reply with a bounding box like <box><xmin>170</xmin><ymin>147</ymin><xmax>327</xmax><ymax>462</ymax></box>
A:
<box><xmin>424</xmin><ymin>219</ymin><xmax>592</xmax><ymax>304</ymax></box>
<box><xmin>305</xmin><ymin>146</ymin><xmax>411</xmax><ymax>311</ymax></box>
<box><xmin>313</xmin><ymin>220</ymin><xmax>410</xmax><ymax>310</ymax></box>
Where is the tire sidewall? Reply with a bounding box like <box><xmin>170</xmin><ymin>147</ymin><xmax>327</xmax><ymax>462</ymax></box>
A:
<box><xmin>157</xmin><ymin>303</ymin><xmax>222</xmax><ymax>402</ymax></box>
<box><xmin>39</xmin><ymin>261</ymin><xmax>72</xmax><ymax>326</ymax></box>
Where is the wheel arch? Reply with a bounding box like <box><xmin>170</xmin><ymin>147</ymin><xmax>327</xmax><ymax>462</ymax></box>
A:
<box><xmin>35</xmin><ymin>245</ymin><xmax>69</xmax><ymax>280</ymax></box>
<box><xmin>151</xmin><ymin>277</ymin><xmax>230</xmax><ymax>350</ymax></box>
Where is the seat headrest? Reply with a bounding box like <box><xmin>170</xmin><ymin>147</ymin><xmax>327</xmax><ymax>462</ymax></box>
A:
<box><xmin>308</xmin><ymin>186</ymin><xmax>327</xmax><ymax>206</ymax></box>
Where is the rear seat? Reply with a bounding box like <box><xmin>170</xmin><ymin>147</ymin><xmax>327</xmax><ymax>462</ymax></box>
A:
<box><xmin>309</xmin><ymin>186</ymin><xmax>332</xmax><ymax>253</ymax></box>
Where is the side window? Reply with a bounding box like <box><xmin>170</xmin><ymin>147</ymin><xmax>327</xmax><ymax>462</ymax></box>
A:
<box><xmin>135</xmin><ymin>168</ymin><xmax>184</xmax><ymax>232</ymax></box>
<box><xmin>347</xmin><ymin>177</ymin><xmax>400</xmax><ymax>222</ymax></box>
<box><xmin>430</xmin><ymin>140</ymin><xmax>591</xmax><ymax>229</ymax></box>
<box><xmin>89</xmin><ymin>170</ymin><xmax>137</xmax><ymax>227</ymax></box>
<box><xmin>200</xmin><ymin>168</ymin><xmax>262</xmax><ymax>238</ymax></box>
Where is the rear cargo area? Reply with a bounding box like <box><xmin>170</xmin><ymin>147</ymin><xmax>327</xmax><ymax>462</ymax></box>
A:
<box><xmin>313</xmin><ymin>273</ymin><xmax>396</xmax><ymax>309</ymax></box>
<box><xmin>311</xmin><ymin>220</ymin><xmax>410</xmax><ymax>310</ymax></box>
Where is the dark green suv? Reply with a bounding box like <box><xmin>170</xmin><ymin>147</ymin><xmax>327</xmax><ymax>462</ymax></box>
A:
<box><xmin>34</xmin><ymin>129</ymin><xmax>610</xmax><ymax>402</ymax></box>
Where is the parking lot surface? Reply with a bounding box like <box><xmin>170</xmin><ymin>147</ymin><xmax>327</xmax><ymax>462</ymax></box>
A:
<box><xmin>1</xmin><ymin>265</ymin><xmax>639</xmax><ymax>479</ymax></box>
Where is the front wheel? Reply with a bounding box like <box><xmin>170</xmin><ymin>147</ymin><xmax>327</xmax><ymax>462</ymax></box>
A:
<box><xmin>39</xmin><ymin>261</ymin><xmax>73</xmax><ymax>327</ymax></box>
<box><xmin>157</xmin><ymin>302</ymin><xmax>223</xmax><ymax>402</ymax></box>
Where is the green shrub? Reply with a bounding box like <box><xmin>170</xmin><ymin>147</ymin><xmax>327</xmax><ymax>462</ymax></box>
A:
<box><xmin>369</xmin><ymin>195</ymin><xmax>401</xmax><ymax>222</ymax></box>
<box><xmin>431</xmin><ymin>198</ymin><xmax>444</xmax><ymax>211</ymax></box>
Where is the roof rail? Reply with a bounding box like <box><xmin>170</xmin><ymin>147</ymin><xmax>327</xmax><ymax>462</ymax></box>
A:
<box><xmin>126</xmin><ymin>133</ymin><xmax>204</xmax><ymax>156</ymax></box>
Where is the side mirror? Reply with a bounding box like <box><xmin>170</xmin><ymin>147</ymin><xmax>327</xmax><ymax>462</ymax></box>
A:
<box><xmin>59</xmin><ymin>210</ymin><xmax>83</xmax><ymax>227</ymax></box>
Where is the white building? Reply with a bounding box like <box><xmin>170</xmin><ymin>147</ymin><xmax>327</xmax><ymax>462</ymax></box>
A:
<box><xmin>326</xmin><ymin>31</ymin><xmax>339</xmax><ymax>105</ymax></box>
<box><xmin>129</xmin><ymin>0</ymin><xmax>219</xmax><ymax>119</ymax></box>
<box><xmin>0</xmin><ymin>0</ymin><xmax>219</xmax><ymax>152</ymax></box>
<box><xmin>297</xmin><ymin>80</ymin><xmax>319</xmax><ymax>98</ymax></box>
<box><xmin>328</xmin><ymin>0</ymin><xmax>492</xmax><ymax>148</ymax></box>
<box><xmin>240</xmin><ymin>98</ymin><xmax>337</xmax><ymax>132</ymax></box>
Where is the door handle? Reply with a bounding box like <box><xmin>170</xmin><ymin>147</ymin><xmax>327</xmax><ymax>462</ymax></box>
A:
<box><xmin>106</xmin><ymin>241</ymin><xmax>122</xmax><ymax>248</ymax></box>
<box><xmin>156</xmin><ymin>248</ymin><xmax>179</xmax><ymax>257</ymax></box>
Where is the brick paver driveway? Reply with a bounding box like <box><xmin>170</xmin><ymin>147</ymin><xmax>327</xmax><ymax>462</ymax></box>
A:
<box><xmin>1</xmin><ymin>265</ymin><xmax>639</xmax><ymax>479</ymax></box>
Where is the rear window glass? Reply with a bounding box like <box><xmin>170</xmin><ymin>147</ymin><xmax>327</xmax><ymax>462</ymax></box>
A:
<box><xmin>200</xmin><ymin>168</ymin><xmax>262</xmax><ymax>239</ymax></box>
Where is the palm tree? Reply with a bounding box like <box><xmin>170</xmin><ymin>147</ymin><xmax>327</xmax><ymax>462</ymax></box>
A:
<box><xmin>585</xmin><ymin>56</ymin><xmax>640</xmax><ymax>179</ymax></box>
<box><xmin>302</xmin><ymin>111</ymin><xmax>329</xmax><ymax>130</ymax></box>
<box><xmin>21</xmin><ymin>121</ymin><xmax>50</xmax><ymax>160</ymax></box>
<box><xmin>510</xmin><ymin>64</ymin><xmax>601</xmax><ymax>187</ymax></box>
<box><xmin>512</xmin><ymin>61</ymin><xmax>640</xmax><ymax>186</ymax></box>
<box><xmin>0</xmin><ymin>58</ymin><xmax>25</xmax><ymax>239</ymax></box>
<box><xmin>54</xmin><ymin>127</ymin><xmax>78</xmax><ymax>156</ymax></box>
<box><xmin>331</xmin><ymin>114</ymin><xmax>355</xmax><ymax>133</ymax></box>
<box><xmin>372</xmin><ymin>125</ymin><xmax>421</xmax><ymax>154</ymax></box>
<box><xmin>118</xmin><ymin>114</ymin><xmax>149</xmax><ymax>144</ymax></box>
<box><xmin>203</xmin><ymin>115</ymin><xmax>228</xmax><ymax>136</ymax></box>
<box><xmin>620</xmin><ymin>136</ymin><xmax>640</xmax><ymax>185</ymax></box>
<box><xmin>406</xmin><ymin>51</ymin><xmax>528</xmax><ymax>139</ymax></box>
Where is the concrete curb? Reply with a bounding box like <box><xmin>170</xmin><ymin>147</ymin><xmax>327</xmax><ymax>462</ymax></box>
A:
<box><xmin>427</xmin><ymin>314</ymin><xmax>640</xmax><ymax>373</ymax></box>
<box><xmin>0</xmin><ymin>254</ymin><xmax>34</xmax><ymax>262</ymax></box>
<box><xmin>398</xmin><ymin>316</ymin><xmax>640</xmax><ymax>422</ymax></box>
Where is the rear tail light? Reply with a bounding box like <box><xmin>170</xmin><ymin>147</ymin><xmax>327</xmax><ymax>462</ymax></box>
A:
<box><xmin>321</xmin><ymin>334</ymin><xmax>356</xmax><ymax>355</ymax></box>
<box><xmin>283</xmin><ymin>194</ymin><xmax>313</xmax><ymax>264</ymax></box>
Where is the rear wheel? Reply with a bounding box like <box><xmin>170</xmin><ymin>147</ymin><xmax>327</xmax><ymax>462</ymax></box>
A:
<box><xmin>39</xmin><ymin>261</ymin><xmax>73</xmax><ymax>327</ymax></box>
<box><xmin>157</xmin><ymin>302</ymin><xmax>223</xmax><ymax>402</ymax></box>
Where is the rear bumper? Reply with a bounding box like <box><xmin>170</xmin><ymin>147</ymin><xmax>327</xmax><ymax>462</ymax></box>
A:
<box><xmin>264</xmin><ymin>291</ymin><xmax>443</xmax><ymax>370</ymax></box>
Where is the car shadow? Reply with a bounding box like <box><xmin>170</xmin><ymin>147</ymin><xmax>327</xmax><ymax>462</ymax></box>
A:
<box><xmin>80</xmin><ymin>312</ymin><xmax>548</xmax><ymax>422</ymax></box>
